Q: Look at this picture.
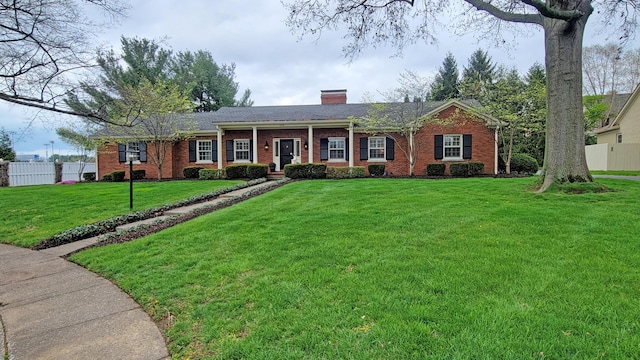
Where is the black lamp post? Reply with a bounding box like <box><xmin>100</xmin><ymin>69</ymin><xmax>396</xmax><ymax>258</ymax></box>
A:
<box><xmin>128</xmin><ymin>151</ymin><xmax>138</xmax><ymax>210</ymax></box>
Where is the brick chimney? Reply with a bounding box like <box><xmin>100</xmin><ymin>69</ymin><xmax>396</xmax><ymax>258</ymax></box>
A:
<box><xmin>321</xmin><ymin>89</ymin><xmax>347</xmax><ymax>105</ymax></box>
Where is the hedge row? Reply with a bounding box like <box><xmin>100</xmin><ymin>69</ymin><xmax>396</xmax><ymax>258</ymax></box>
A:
<box><xmin>449</xmin><ymin>162</ymin><xmax>485</xmax><ymax>177</ymax></box>
<box><xmin>283</xmin><ymin>163</ymin><xmax>327</xmax><ymax>179</ymax></box>
<box><xmin>33</xmin><ymin>178</ymin><xmax>268</xmax><ymax>250</ymax></box>
<box><xmin>326</xmin><ymin>166</ymin><xmax>366</xmax><ymax>179</ymax></box>
<box><xmin>102</xmin><ymin>170</ymin><xmax>125</xmax><ymax>182</ymax></box>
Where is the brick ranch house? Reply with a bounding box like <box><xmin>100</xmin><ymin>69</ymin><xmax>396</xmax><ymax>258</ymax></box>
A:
<box><xmin>96</xmin><ymin>90</ymin><xmax>501</xmax><ymax>178</ymax></box>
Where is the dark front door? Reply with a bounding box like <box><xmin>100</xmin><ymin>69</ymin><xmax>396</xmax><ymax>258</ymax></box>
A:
<box><xmin>280</xmin><ymin>140</ymin><xmax>294</xmax><ymax>169</ymax></box>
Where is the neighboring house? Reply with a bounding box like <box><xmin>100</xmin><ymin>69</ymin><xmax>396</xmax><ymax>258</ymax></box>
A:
<box><xmin>586</xmin><ymin>84</ymin><xmax>640</xmax><ymax>170</ymax></box>
<box><xmin>96</xmin><ymin>90</ymin><xmax>501</xmax><ymax>178</ymax></box>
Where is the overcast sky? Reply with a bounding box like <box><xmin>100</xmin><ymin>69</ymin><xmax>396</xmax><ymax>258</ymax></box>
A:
<box><xmin>2</xmin><ymin>0</ymin><xmax>636</xmax><ymax>156</ymax></box>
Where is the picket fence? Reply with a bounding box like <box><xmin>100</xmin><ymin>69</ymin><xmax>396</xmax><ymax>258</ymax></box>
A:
<box><xmin>7</xmin><ymin>162</ymin><xmax>96</xmax><ymax>187</ymax></box>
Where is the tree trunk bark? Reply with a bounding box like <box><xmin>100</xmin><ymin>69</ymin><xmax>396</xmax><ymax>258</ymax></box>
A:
<box><xmin>538</xmin><ymin>7</ymin><xmax>593</xmax><ymax>192</ymax></box>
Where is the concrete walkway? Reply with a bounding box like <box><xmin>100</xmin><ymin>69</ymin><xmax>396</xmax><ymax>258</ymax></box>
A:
<box><xmin>1</xmin><ymin>180</ymin><xmax>282</xmax><ymax>359</ymax></box>
<box><xmin>0</xmin><ymin>244</ymin><xmax>169</xmax><ymax>360</ymax></box>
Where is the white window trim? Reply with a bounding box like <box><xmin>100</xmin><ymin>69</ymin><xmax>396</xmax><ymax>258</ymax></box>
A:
<box><xmin>328</xmin><ymin>137</ymin><xmax>346</xmax><ymax>162</ymax></box>
<box><xmin>443</xmin><ymin>134</ymin><xmax>463</xmax><ymax>161</ymax></box>
<box><xmin>234</xmin><ymin>139</ymin><xmax>251</xmax><ymax>163</ymax></box>
<box><xmin>368</xmin><ymin>136</ymin><xmax>386</xmax><ymax>162</ymax></box>
<box><xmin>196</xmin><ymin>140</ymin><xmax>213</xmax><ymax>164</ymax></box>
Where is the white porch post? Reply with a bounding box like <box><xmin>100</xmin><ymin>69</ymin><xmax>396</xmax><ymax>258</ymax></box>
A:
<box><xmin>308</xmin><ymin>125</ymin><xmax>314</xmax><ymax>163</ymax></box>
<box><xmin>494</xmin><ymin>128</ymin><xmax>499</xmax><ymax>174</ymax></box>
<box><xmin>217</xmin><ymin>129</ymin><xmax>223</xmax><ymax>169</ymax></box>
<box><xmin>409</xmin><ymin>129</ymin><xmax>414</xmax><ymax>174</ymax></box>
<box><xmin>252</xmin><ymin>126</ymin><xmax>258</xmax><ymax>164</ymax></box>
<box><xmin>348</xmin><ymin>122</ymin><xmax>354</xmax><ymax>167</ymax></box>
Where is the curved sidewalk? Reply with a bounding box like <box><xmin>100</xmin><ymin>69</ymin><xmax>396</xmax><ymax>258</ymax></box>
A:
<box><xmin>0</xmin><ymin>244</ymin><xmax>169</xmax><ymax>360</ymax></box>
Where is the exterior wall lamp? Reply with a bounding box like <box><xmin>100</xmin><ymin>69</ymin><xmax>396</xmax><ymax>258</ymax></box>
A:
<box><xmin>304</xmin><ymin>140</ymin><xmax>308</xmax><ymax>150</ymax></box>
<box><xmin>264</xmin><ymin>141</ymin><xmax>269</xmax><ymax>151</ymax></box>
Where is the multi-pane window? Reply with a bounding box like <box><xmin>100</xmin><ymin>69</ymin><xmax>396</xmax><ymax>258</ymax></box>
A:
<box><xmin>369</xmin><ymin>137</ymin><xmax>385</xmax><ymax>160</ymax></box>
<box><xmin>198</xmin><ymin>140</ymin><xmax>212</xmax><ymax>161</ymax></box>
<box><xmin>443</xmin><ymin>135</ymin><xmax>462</xmax><ymax>159</ymax></box>
<box><xmin>235</xmin><ymin>139</ymin><xmax>250</xmax><ymax>161</ymax></box>
<box><xmin>329</xmin><ymin>137</ymin><xmax>345</xmax><ymax>160</ymax></box>
<box><xmin>127</xmin><ymin>142</ymin><xmax>140</xmax><ymax>161</ymax></box>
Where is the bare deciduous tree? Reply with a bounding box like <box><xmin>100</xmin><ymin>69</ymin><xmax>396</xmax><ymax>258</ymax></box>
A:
<box><xmin>284</xmin><ymin>0</ymin><xmax>640</xmax><ymax>191</ymax></box>
<box><xmin>0</xmin><ymin>0</ymin><xmax>126</xmax><ymax>122</ymax></box>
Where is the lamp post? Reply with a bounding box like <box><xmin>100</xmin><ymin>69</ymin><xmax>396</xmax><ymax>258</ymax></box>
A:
<box><xmin>43</xmin><ymin>144</ymin><xmax>49</xmax><ymax>162</ymax></box>
<box><xmin>128</xmin><ymin>151</ymin><xmax>137</xmax><ymax>210</ymax></box>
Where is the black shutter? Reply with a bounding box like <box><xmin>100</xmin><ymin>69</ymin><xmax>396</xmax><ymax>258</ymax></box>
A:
<box><xmin>118</xmin><ymin>143</ymin><xmax>126</xmax><ymax>163</ymax></box>
<box><xmin>434</xmin><ymin>135</ymin><xmax>444</xmax><ymax>160</ymax></box>
<box><xmin>360</xmin><ymin>137</ymin><xmax>368</xmax><ymax>160</ymax></box>
<box><xmin>249</xmin><ymin>140</ymin><xmax>253</xmax><ymax>162</ymax></box>
<box><xmin>386</xmin><ymin>137</ymin><xmax>395</xmax><ymax>160</ymax></box>
<box><xmin>212</xmin><ymin>140</ymin><xmax>217</xmax><ymax>162</ymax></box>
<box><xmin>320</xmin><ymin>138</ymin><xmax>328</xmax><ymax>160</ymax></box>
<box><xmin>226</xmin><ymin>140</ymin><xmax>234</xmax><ymax>161</ymax></box>
<box><xmin>463</xmin><ymin>134</ymin><xmax>472</xmax><ymax>159</ymax></box>
<box><xmin>188</xmin><ymin>140</ymin><xmax>196</xmax><ymax>162</ymax></box>
<box><xmin>139</xmin><ymin>142</ymin><xmax>147</xmax><ymax>162</ymax></box>
<box><xmin>345</xmin><ymin>138</ymin><xmax>349</xmax><ymax>161</ymax></box>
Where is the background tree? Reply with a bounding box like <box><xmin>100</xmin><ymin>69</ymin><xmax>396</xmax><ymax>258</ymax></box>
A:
<box><xmin>583</xmin><ymin>43</ymin><xmax>640</xmax><ymax>96</ymax></box>
<box><xmin>430</xmin><ymin>53</ymin><xmax>460</xmax><ymax>101</ymax></box>
<box><xmin>381</xmin><ymin>69</ymin><xmax>432</xmax><ymax>102</ymax></box>
<box><xmin>459</xmin><ymin>49</ymin><xmax>496</xmax><ymax>104</ymax></box>
<box><xmin>0</xmin><ymin>129</ymin><xmax>16</xmax><ymax>161</ymax></box>
<box><xmin>284</xmin><ymin>0</ymin><xmax>640</xmax><ymax>192</ymax></box>
<box><xmin>56</xmin><ymin>127</ymin><xmax>96</xmax><ymax>180</ymax></box>
<box><xmin>516</xmin><ymin>63</ymin><xmax>547</xmax><ymax>167</ymax></box>
<box><xmin>106</xmin><ymin>79</ymin><xmax>196</xmax><ymax>180</ymax></box>
<box><xmin>66</xmin><ymin>37</ymin><xmax>252</xmax><ymax>124</ymax></box>
<box><xmin>0</xmin><ymin>0</ymin><xmax>126</xmax><ymax>122</ymax></box>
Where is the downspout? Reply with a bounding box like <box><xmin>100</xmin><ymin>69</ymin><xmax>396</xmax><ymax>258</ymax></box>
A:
<box><xmin>252</xmin><ymin>126</ymin><xmax>258</xmax><ymax>164</ymax></box>
<box><xmin>308</xmin><ymin>125</ymin><xmax>314</xmax><ymax>163</ymax></box>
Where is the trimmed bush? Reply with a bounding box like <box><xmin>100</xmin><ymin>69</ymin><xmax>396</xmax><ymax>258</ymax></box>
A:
<box><xmin>112</xmin><ymin>171</ymin><xmax>125</xmax><ymax>182</ymax></box>
<box><xmin>309</xmin><ymin>163</ymin><xmax>327</xmax><ymax>179</ymax></box>
<box><xmin>283</xmin><ymin>163</ymin><xmax>327</xmax><ymax>179</ymax></box>
<box><xmin>131</xmin><ymin>169</ymin><xmax>146</xmax><ymax>180</ymax></box>
<box><xmin>326</xmin><ymin>166</ymin><xmax>366</xmax><ymax>179</ymax></box>
<box><xmin>102</xmin><ymin>173</ymin><xmax>113</xmax><ymax>181</ymax></box>
<box><xmin>183</xmin><ymin>166</ymin><xmax>204</xmax><ymax>179</ymax></box>
<box><xmin>368</xmin><ymin>164</ymin><xmax>385</xmax><ymax>177</ymax></box>
<box><xmin>426</xmin><ymin>163</ymin><xmax>446</xmax><ymax>176</ymax></box>
<box><xmin>83</xmin><ymin>172</ymin><xmax>96</xmax><ymax>181</ymax></box>
<box><xmin>510</xmin><ymin>153</ymin><xmax>539</xmax><ymax>174</ymax></box>
<box><xmin>246</xmin><ymin>164</ymin><xmax>268</xmax><ymax>179</ymax></box>
<box><xmin>467</xmin><ymin>162</ymin><xmax>485</xmax><ymax>176</ymax></box>
<box><xmin>449</xmin><ymin>163</ymin><xmax>469</xmax><ymax>177</ymax></box>
<box><xmin>199</xmin><ymin>169</ymin><xmax>226</xmax><ymax>180</ymax></box>
<box><xmin>225</xmin><ymin>164</ymin><xmax>247</xmax><ymax>179</ymax></box>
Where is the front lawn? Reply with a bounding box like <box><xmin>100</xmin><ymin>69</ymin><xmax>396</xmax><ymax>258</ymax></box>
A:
<box><xmin>71</xmin><ymin>178</ymin><xmax>640</xmax><ymax>359</ymax></box>
<box><xmin>0</xmin><ymin>180</ymin><xmax>242</xmax><ymax>247</ymax></box>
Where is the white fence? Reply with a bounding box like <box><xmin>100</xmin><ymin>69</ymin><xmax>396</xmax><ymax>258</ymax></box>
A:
<box><xmin>585</xmin><ymin>143</ymin><xmax>640</xmax><ymax>171</ymax></box>
<box><xmin>6</xmin><ymin>162</ymin><xmax>96</xmax><ymax>187</ymax></box>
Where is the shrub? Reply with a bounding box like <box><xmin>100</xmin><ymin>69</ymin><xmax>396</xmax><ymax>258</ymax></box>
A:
<box><xmin>199</xmin><ymin>169</ymin><xmax>226</xmax><ymax>180</ymax></box>
<box><xmin>225</xmin><ymin>164</ymin><xmax>247</xmax><ymax>179</ymax></box>
<box><xmin>309</xmin><ymin>163</ymin><xmax>327</xmax><ymax>179</ymax></box>
<box><xmin>467</xmin><ymin>162</ymin><xmax>485</xmax><ymax>176</ymax></box>
<box><xmin>131</xmin><ymin>169</ymin><xmax>146</xmax><ymax>180</ymax></box>
<box><xmin>426</xmin><ymin>163</ymin><xmax>445</xmax><ymax>176</ymax></box>
<box><xmin>449</xmin><ymin>163</ymin><xmax>469</xmax><ymax>177</ymax></box>
<box><xmin>326</xmin><ymin>166</ymin><xmax>365</xmax><ymax>179</ymax></box>
<box><xmin>246</xmin><ymin>164</ymin><xmax>268</xmax><ymax>179</ymax></box>
<box><xmin>183</xmin><ymin>166</ymin><xmax>204</xmax><ymax>179</ymax></box>
<box><xmin>83</xmin><ymin>172</ymin><xmax>96</xmax><ymax>181</ymax></box>
<box><xmin>112</xmin><ymin>171</ymin><xmax>125</xmax><ymax>182</ymax></box>
<box><xmin>284</xmin><ymin>164</ymin><xmax>308</xmax><ymax>179</ymax></box>
<box><xmin>510</xmin><ymin>153</ymin><xmax>539</xmax><ymax>174</ymax></box>
<box><xmin>368</xmin><ymin>164</ymin><xmax>385</xmax><ymax>177</ymax></box>
<box><xmin>102</xmin><ymin>173</ymin><xmax>113</xmax><ymax>181</ymax></box>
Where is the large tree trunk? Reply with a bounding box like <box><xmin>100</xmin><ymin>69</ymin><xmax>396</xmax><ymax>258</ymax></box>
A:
<box><xmin>538</xmin><ymin>6</ymin><xmax>593</xmax><ymax>192</ymax></box>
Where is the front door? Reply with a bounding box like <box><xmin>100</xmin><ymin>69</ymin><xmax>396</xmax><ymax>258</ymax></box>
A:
<box><xmin>280</xmin><ymin>140</ymin><xmax>294</xmax><ymax>169</ymax></box>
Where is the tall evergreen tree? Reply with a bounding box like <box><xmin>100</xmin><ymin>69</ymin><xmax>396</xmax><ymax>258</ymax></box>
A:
<box><xmin>430</xmin><ymin>53</ymin><xmax>460</xmax><ymax>101</ymax></box>
<box><xmin>0</xmin><ymin>128</ymin><xmax>16</xmax><ymax>161</ymax></box>
<box><xmin>460</xmin><ymin>49</ymin><xmax>496</xmax><ymax>104</ymax></box>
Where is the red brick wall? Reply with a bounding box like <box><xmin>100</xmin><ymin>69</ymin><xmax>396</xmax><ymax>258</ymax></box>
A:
<box><xmin>97</xmin><ymin>142</ymin><xmax>179</xmax><ymax>179</ymax></box>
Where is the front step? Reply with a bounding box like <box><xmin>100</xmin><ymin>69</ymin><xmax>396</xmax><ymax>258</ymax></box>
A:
<box><xmin>267</xmin><ymin>171</ymin><xmax>284</xmax><ymax>180</ymax></box>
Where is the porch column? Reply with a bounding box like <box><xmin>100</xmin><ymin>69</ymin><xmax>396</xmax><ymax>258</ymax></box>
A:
<box><xmin>252</xmin><ymin>126</ymin><xmax>258</xmax><ymax>164</ymax></box>
<box><xmin>308</xmin><ymin>125</ymin><xmax>314</xmax><ymax>163</ymax></box>
<box><xmin>217</xmin><ymin>129</ymin><xmax>223</xmax><ymax>169</ymax></box>
<box><xmin>494</xmin><ymin>128</ymin><xmax>499</xmax><ymax>174</ymax></box>
<box><xmin>348</xmin><ymin>122</ymin><xmax>354</xmax><ymax>167</ymax></box>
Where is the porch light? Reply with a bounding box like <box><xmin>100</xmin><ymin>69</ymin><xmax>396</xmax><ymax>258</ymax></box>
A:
<box><xmin>264</xmin><ymin>141</ymin><xmax>269</xmax><ymax>151</ymax></box>
<box><xmin>304</xmin><ymin>140</ymin><xmax>308</xmax><ymax>150</ymax></box>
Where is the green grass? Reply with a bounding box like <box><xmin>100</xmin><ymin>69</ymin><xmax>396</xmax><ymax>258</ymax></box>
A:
<box><xmin>591</xmin><ymin>170</ymin><xmax>640</xmax><ymax>176</ymax></box>
<box><xmin>71</xmin><ymin>178</ymin><xmax>640</xmax><ymax>359</ymax></box>
<box><xmin>0</xmin><ymin>180</ymin><xmax>242</xmax><ymax>247</ymax></box>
